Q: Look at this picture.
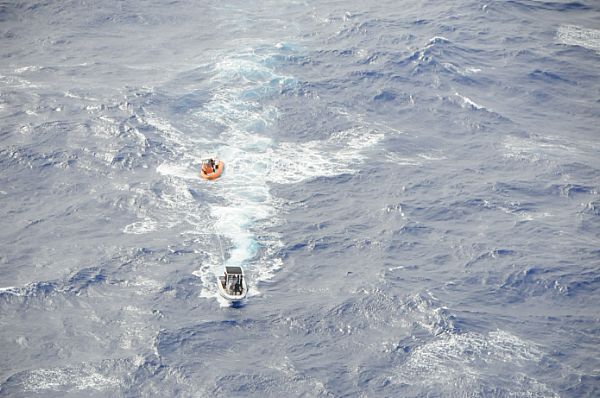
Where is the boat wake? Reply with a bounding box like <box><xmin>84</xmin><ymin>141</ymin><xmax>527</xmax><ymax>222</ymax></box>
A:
<box><xmin>143</xmin><ymin>44</ymin><xmax>394</xmax><ymax>304</ymax></box>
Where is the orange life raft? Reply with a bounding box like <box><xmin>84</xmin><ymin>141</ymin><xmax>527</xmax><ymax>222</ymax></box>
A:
<box><xmin>200</xmin><ymin>160</ymin><xmax>224</xmax><ymax>180</ymax></box>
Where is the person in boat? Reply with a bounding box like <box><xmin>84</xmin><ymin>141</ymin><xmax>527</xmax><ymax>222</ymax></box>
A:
<box><xmin>228</xmin><ymin>274</ymin><xmax>236</xmax><ymax>293</ymax></box>
<box><xmin>202</xmin><ymin>158</ymin><xmax>216</xmax><ymax>174</ymax></box>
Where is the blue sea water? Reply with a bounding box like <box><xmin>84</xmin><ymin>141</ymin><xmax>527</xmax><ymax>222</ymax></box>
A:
<box><xmin>1</xmin><ymin>0</ymin><xmax>600</xmax><ymax>396</ymax></box>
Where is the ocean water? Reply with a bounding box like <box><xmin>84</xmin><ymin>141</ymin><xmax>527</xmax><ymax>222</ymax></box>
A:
<box><xmin>1</xmin><ymin>0</ymin><xmax>599</xmax><ymax>396</ymax></box>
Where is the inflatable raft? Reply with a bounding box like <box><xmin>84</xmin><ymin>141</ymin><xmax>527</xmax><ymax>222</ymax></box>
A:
<box><xmin>200</xmin><ymin>159</ymin><xmax>224</xmax><ymax>180</ymax></box>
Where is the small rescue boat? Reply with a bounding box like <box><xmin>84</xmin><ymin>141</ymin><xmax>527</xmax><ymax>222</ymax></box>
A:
<box><xmin>200</xmin><ymin>156</ymin><xmax>224</xmax><ymax>180</ymax></box>
<box><xmin>218</xmin><ymin>266</ymin><xmax>247</xmax><ymax>302</ymax></box>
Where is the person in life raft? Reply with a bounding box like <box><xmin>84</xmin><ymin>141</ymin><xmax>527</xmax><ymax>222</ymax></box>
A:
<box><xmin>202</xmin><ymin>158</ymin><xmax>216</xmax><ymax>174</ymax></box>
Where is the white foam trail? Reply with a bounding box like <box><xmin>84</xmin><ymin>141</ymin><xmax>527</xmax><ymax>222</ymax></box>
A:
<box><xmin>557</xmin><ymin>24</ymin><xmax>600</xmax><ymax>52</ymax></box>
<box><xmin>193</xmin><ymin>50</ymin><xmax>385</xmax><ymax>299</ymax></box>
<box><xmin>144</xmin><ymin>46</ymin><xmax>390</xmax><ymax>301</ymax></box>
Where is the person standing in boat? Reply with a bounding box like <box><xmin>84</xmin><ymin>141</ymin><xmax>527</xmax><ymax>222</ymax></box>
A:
<box><xmin>235</xmin><ymin>275</ymin><xmax>242</xmax><ymax>294</ymax></box>
<box><xmin>228</xmin><ymin>274</ymin><xmax>235</xmax><ymax>292</ymax></box>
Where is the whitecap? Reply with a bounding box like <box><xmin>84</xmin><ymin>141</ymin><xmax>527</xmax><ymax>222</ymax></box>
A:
<box><xmin>392</xmin><ymin>330</ymin><xmax>558</xmax><ymax>396</ymax></box>
<box><xmin>455</xmin><ymin>92</ymin><xmax>485</xmax><ymax>110</ymax></box>
<box><xmin>21</xmin><ymin>365</ymin><xmax>120</xmax><ymax>393</ymax></box>
<box><xmin>556</xmin><ymin>24</ymin><xmax>600</xmax><ymax>53</ymax></box>
<box><xmin>501</xmin><ymin>134</ymin><xmax>586</xmax><ymax>164</ymax></box>
<box><xmin>0</xmin><ymin>286</ymin><xmax>20</xmax><ymax>295</ymax></box>
<box><xmin>123</xmin><ymin>218</ymin><xmax>158</xmax><ymax>234</ymax></box>
<box><xmin>385</xmin><ymin>151</ymin><xmax>446</xmax><ymax>166</ymax></box>
<box><xmin>465</xmin><ymin>67</ymin><xmax>482</xmax><ymax>74</ymax></box>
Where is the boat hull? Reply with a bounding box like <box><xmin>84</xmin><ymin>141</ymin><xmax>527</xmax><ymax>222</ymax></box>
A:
<box><xmin>217</xmin><ymin>276</ymin><xmax>247</xmax><ymax>302</ymax></box>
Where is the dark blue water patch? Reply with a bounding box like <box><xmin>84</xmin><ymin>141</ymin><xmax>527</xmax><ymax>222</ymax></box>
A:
<box><xmin>0</xmin><ymin>3</ymin><xmax>19</xmax><ymax>23</ymax></box>
<box><xmin>412</xmin><ymin>18</ymin><xmax>430</xmax><ymax>26</ymax></box>
<box><xmin>490</xmin><ymin>181</ymin><xmax>551</xmax><ymax>201</ymax></box>
<box><xmin>391</xmin><ymin>222</ymin><xmax>433</xmax><ymax>236</ymax></box>
<box><xmin>528</xmin><ymin>69</ymin><xmax>574</xmax><ymax>85</ymax></box>
<box><xmin>348</xmin><ymin>69</ymin><xmax>385</xmax><ymax>82</ymax></box>
<box><xmin>0</xmin><ymin>281</ymin><xmax>57</xmax><ymax>305</ymax></box>
<box><xmin>549</xmin><ymin>183</ymin><xmax>596</xmax><ymax>198</ymax></box>
<box><xmin>372</xmin><ymin>90</ymin><xmax>396</xmax><ymax>102</ymax></box>
<box><xmin>556</xmin><ymin>266</ymin><xmax>600</xmax><ymax>297</ymax></box>
<box><xmin>66</xmin><ymin>266</ymin><xmax>107</xmax><ymax>294</ymax></box>
<box><xmin>496</xmin><ymin>266</ymin><xmax>574</xmax><ymax>301</ymax></box>
<box><xmin>582</xmin><ymin>201</ymin><xmax>600</xmax><ymax>216</ymax></box>
<box><xmin>0</xmin><ymin>147</ymin><xmax>32</xmax><ymax>170</ymax></box>
<box><xmin>461</xmin><ymin>198</ymin><xmax>492</xmax><ymax>210</ymax></box>
<box><xmin>287</xmin><ymin>241</ymin><xmax>310</xmax><ymax>252</ymax></box>
<box><xmin>563</xmin><ymin>374</ymin><xmax>600</xmax><ymax>398</ymax></box>
<box><xmin>464</xmin><ymin>249</ymin><xmax>516</xmax><ymax>268</ymax></box>
<box><xmin>394</xmin><ymin>36</ymin><xmax>487</xmax><ymax>77</ymax></box>
<box><xmin>264</xmin><ymin>52</ymin><xmax>311</xmax><ymax>69</ymax></box>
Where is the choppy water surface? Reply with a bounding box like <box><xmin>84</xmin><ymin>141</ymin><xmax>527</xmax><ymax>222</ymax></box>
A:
<box><xmin>1</xmin><ymin>1</ymin><xmax>599</xmax><ymax>396</ymax></box>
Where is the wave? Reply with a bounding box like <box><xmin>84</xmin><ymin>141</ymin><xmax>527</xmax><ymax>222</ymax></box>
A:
<box><xmin>399</xmin><ymin>36</ymin><xmax>487</xmax><ymax>84</ymax></box>
<box><xmin>281</xmin><ymin>290</ymin><xmax>458</xmax><ymax>339</ymax></box>
<box><xmin>4</xmin><ymin>363</ymin><xmax>122</xmax><ymax>394</ymax></box>
<box><xmin>490</xmin><ymin>0</ymin><xmax>590</xmax><ymax>14</ymax></box>
<box><xmin>454</xmin><ymin>91</ymin><xmax>486</xmax><ymax>110</ymax></box>
<box><xmin>0</xmin><ymin>355</ymin><xmax>194</xmax><ymax>397</ymax></box>
<box><xmin>556</xmin><ymin>24</ymin><xmax>600</xmax><ymax>53</ymax></box>
<box><xmin>502</xmin><ymin>134</ymin><xmax>598</xmax><ymax>164</ymax></box>
<box><xmin>392</xmin><ymin>329</ymin><xmax>559</xmax><ymax>396</ymax></box>
<box><xmin>0</xmin><ymin>267</ymin><xmax>109</xmax><ymax>305</ymax></box>
<box><xmin>0</xmin><ymin>281</ymin><xmax>57</xmax><ymax>301</ymax></box>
